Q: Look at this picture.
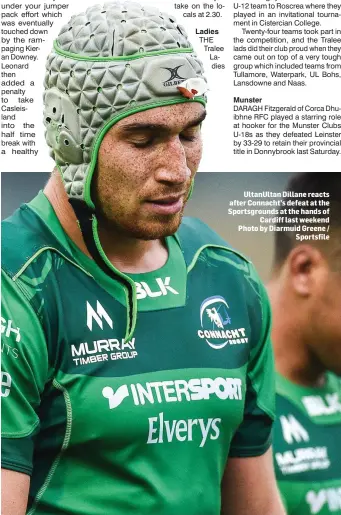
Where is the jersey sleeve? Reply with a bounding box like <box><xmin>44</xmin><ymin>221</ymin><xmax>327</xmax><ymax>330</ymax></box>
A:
<box><xmin>229</xmin><ymin>265</ymin><xmax>276</xmax><ymax>457</ymax></box>
<box><xmin>1</xmin><ymin>270</ymin><xmax>49</xmax><ymax>476</ymax></box>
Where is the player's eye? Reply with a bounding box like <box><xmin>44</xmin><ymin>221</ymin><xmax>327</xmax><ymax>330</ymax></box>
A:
<box><xmin>180</xmin><ymin>125</ymin><xmax>201</xmax><ymax>142</ymax></box>
<box><xmin>130</xmin><ymin>135</ymin><xmax>155</xmax><ymax>148</ymax></box>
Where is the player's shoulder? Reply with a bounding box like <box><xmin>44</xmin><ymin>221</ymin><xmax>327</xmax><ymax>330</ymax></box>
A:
<box><xmin>1</xmin><ymin>197</ymin><xmax>67</xmax><ymax>281</ymax></box>
<box><xmin>326</xmin><ymin>372</ymin><xmax>341</xmax><ymax>393</ymax></box>
<box><xmin>276</xmin><ymin>372</ymin><xmax>341</xmax><ymax>403</ymax></box>
<box><xmin>177</xmin><ymin>216</ymin><xmax>266</xmax><ymax>297</ymax></box>
<box><xmin>275</xmin><ymin>373</ymin><xmax>301</xmax><ymax>413</ymax></box>
<box><xmin>177</xmin><ymin>216</ymin><xmax>252</xmax><ymax>268</ymax></box>
<box><xmin>275</xmin><ymin>371</ymin><xmax>341</xmax><ymax>426</ymax></box>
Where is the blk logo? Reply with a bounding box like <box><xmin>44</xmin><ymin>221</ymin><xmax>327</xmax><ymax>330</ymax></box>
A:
<box><xmin>162</xmin><ymin>65</ymin><xmax>187</xmax><ymax>86</ymax></box>
<box><xmin>135</xmin><ymin>277</ymin><xmax>179</xmax><ymax>300</ymax></box>
<box><xmin>86</xmin><ymin>301</ymin><xmax>113</xmax><ymax>331</ymax></box>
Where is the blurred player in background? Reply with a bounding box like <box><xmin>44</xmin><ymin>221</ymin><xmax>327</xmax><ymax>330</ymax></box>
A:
<box><xmin>268</xmin><ymin>172</ymin><xmax>341</xmax><ymax>515</ymax></box>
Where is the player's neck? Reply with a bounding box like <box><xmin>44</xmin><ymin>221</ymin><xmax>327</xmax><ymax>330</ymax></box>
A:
<box><xmin>274</xmin><ymin>341</ymin><xmax>326</xmax><ymax>388</ymax></box>
<box><xmin>268</xmin><ymin>280</ymin><xmax>326</xmax><ymax>388</ymax></box>
<box><xmin>44</xmin><ymin>172</ymin><xmax>167</xmax><ymax>274</ymax></box>
<box><xmin>97</xmin><ymin>223</ymin><xmax>168</xmax><ymax>273</ymax></box>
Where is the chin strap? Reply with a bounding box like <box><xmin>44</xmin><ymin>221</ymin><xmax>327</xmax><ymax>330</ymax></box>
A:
<box><xmin>68</xmin><ymin>198</ymin><xmax>135</xmax><ymax>339</ymax></box>
<box><xmin>187</xmin><ymin>178</ymin><xmax>195</xmax><ymax>201</ymax></box>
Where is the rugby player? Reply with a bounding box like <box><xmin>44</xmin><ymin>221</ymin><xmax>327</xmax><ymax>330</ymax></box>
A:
<box><xmin>268</xmin><ymin>172</ymin><xmax>341</xmax><ymax>514</ymax></box>
<box><xmin>1</xmin><ymin>2</ymin><xmax>285</xmax><ymax>514</ymax></box>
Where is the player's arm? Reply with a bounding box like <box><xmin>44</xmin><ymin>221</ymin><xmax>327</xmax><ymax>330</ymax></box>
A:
<box><xmin>221</xmin><ymin>448</ymin><xmax>286</xmax><ymax>515</ymax></box>
<box><xmin>1</xmin><ymin>469</ymin><xmax>30</xmax><ymax>515</ymax></box>
<box><xmin>221</xmin><ymin>265</ymin><xmax>283</xmax><ymax>513</ymax></box>
<box><xmin>1</xmin><ymin>270</ymin><xmax>49</xmax><ymax>513</ymax></box>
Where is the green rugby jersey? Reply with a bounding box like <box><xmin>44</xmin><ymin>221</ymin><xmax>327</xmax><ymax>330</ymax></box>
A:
<box><xmin>273</xmin><ymin>373</ymin><xmax>341</xmax><ymax>515</ymax></box>
<box><xmin>1</xmin><ymin>191</ymin><xmax>275</xmax><ymax>515</ymax></box>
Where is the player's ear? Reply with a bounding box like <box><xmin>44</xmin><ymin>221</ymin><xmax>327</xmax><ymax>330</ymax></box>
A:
<box><xmin>288</xmin><ymin>245</ymin><xmax>327</xmax><ymax>297</ymax></box>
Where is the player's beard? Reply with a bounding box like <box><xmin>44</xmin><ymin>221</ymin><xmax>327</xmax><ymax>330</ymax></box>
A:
<box><xmin>95</xmin><ymin>200</ymin><xmax>186</xmax><ymax>241</ymax></box>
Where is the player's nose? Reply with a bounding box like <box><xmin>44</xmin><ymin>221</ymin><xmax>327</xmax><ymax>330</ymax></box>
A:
<box><xmin>154</xmin><ymin>136</ymin><xmax>191</xmax><ymax>184</ymax></box>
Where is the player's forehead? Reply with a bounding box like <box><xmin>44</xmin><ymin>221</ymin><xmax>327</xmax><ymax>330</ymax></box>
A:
<box><xmin>114</xmin><ymin>102</ymin><xmax>206</xmax><ymax>131</ymax></box>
